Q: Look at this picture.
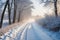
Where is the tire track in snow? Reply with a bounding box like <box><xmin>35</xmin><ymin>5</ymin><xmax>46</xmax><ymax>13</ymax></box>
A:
<box><xmin>32</xmin><ymin>22</ymin><xmax>54</xmax><ymax>40</ymax></box>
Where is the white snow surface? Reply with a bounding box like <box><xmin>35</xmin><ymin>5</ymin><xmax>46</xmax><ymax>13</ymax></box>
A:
<box><xmin>0</xmin><ymin>22</ymin><xmax>60</xmax><ymax>40</ymax></box>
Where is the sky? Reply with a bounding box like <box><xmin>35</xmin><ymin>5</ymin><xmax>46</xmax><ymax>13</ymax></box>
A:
<box><xmin>30</xmin><ymin>0</ymin><xmax>47</xmax><ymax>16</ymax></box>
<box><xmin>30</xmin><ymin>0</ymin><xmax>54</xmax><ymax>17</ymax></box>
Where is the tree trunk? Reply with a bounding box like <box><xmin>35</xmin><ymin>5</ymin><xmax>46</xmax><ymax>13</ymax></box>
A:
<box><xmin>54</xmin><ymin>0</ymin><xmax>58</xmax><ymax>17</ymax></box>
<box><xmin>0</xmin><ymin>0</ymin><xmax>8</xmax><ymax>28</ymax></box>
<box><xmin>8</xmin><ymin>0</ymin><xmax>11</xmax><ymax>24</ymax></box>
<box><xmin>13</xmin><ymin>0</ymin><xmax>17</xmax><ymax>23</ymax></box>
<box><xmin>18</xmin><ymin>11</ymin><xmax>21</xmax><ymax>22</ymax></box>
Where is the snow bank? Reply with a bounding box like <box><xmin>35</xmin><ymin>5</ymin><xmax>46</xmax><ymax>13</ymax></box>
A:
<box><xmin>36</xmin><ymin>15</ymin><xmax>60</xmax><ymax>31</ymax></box>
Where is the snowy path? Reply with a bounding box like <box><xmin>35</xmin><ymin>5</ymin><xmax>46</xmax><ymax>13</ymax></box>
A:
<box><xmin>0</xmin><ymin>22</ymin><xmax>60</xmax><ymax>40</ymax></box>
<box><xmin>28</xmin><ymin>23</ymin><xmax>53</xmax><ymax>40</ymax></box>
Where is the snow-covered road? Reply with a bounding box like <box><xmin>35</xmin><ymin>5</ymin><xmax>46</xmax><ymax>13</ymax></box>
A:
<box><xmin>0</xmin><ymin>22</ymin><xmax>60</xmax><ymax>40</ymax></box>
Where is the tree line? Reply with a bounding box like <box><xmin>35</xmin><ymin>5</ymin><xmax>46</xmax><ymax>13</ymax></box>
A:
<box><xmin>0</xmin><ymin>0</ymin><xmax>20</xmax><ymax>28</ymax></box>
<box><xmin>0</xmin><ymin>0</ymin><xmax>58</xmax><ymax>28</ymax></box>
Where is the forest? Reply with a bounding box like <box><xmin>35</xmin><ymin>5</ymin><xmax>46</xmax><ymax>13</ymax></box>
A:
<box><xmin>0</xmin><ymin>0</ymin><xmax>60</xmax><ymax>40</ymax></box>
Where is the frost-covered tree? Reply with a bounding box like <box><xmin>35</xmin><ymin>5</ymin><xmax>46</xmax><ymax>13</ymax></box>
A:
<box><xmin>0</xmin><ymin>0</ymin><xmax>12</xmax><ymax>28</ymax></box>
<box><xmin>39</xmin><ymin>0</ymin><xmax>58</xmax><ymax>17</ymax></box>
<box><xmin>16</xmin><ymin>0</ymin><xmax>33</xmax><ymax>22</ymax></box>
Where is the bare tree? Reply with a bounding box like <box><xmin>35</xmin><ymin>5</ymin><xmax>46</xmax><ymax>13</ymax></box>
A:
<box><xmin>0</xmin><ymin>0</ymin><xmax>12</xmax><ymax>28</ymax></box>
<box><xmin>0</xmin><ymin>0</ymin><xmax>8</xmax><ymax>28</ymax></box>
<box><xmin>8</xmin><ymin>0</ymin><xmax>11</xmax><ymax>24</ymax></box>
<box><xmin>40</xmin><ymin>0</ymin><xmax>58</xmax><ymax>17</ymax></box>
<box><xmin>54</xmin><ymin>0</ymin><xmax>58</xmax><ymax>17</ymax></box>
<box><xmin>13</xmin><ymin>0</ymin><xmax>17</xmax><ymax>23</ymax></box>
<box><xmin>18</xmin><ymin>11</ymin><xmax>21</xmax><ymax>22</ymax></box>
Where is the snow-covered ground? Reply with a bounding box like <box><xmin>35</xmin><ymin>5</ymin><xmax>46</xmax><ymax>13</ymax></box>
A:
<box><xmin>0</xmin><ymin>0</ymin><xmax>33</xmax><ymax>28</ymax></box>
<box><xmin>0</xmin><ymin>0</ymin><xmax>60</xmax><ymax>40</ymax></box>
<box><xmin>0</xmin><ymin>22</ymin><xmax>60</xmax><ymax>40</ymax></box>
<box><xmin>2</xmin><ymin>20</ymin><xmax>9</xmax><ymax>28</ymax></box>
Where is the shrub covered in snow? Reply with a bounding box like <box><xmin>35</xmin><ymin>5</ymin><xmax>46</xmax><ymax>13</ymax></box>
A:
<box><xmin>36</xmin><ymin>14</ymin><xmax>60</xmax><ymax>31</ymax></box>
